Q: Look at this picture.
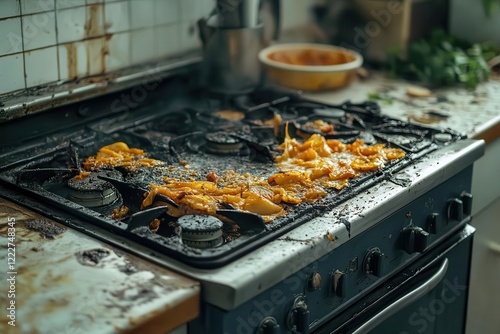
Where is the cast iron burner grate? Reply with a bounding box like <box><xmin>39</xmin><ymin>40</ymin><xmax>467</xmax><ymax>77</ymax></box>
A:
<box><xmin>0</xmin><ymin>90</ymin><xmax>462</xmax><ymax>268</ymax></box>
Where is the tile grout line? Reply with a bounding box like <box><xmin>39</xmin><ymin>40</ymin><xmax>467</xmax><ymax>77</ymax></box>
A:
<box><xmin>54</xmin><ymin>0</ymin><xmax>60</xmax><ymax>82</ymax></box>
<box><xmin>18</xmin><ymin>0</ymin><xmax>27</xmax><ymax>91</ymax></box>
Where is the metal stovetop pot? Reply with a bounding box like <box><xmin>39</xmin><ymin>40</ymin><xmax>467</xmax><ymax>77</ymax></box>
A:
<box><xmin>198</xmin><ymin>0</ymin><xmax>280</xmax><ymax>95</ymax></box>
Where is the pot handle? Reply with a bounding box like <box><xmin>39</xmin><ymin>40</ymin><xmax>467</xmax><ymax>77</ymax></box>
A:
<box><xmin>261</xmin><ymin>0</ymin><xmax>280</xmax><ymax>42</ymax></box>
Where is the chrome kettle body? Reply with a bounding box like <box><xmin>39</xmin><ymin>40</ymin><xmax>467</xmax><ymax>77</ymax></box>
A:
<box><xmin>198</xmin><ymin>0</ymin><xmax>280</xmax><ymax>95</ymax></box>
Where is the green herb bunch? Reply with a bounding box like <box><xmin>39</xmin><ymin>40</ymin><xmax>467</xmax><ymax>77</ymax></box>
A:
<box><xmin>387</xmin><ymin>30</ymin><xmax>499</xmax><ymax>89</ymax></box>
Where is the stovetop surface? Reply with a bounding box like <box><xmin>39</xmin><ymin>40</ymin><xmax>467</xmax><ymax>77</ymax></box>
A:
<box><xmin>0</xmin><ymin>88</ymin><xmax>463</xmax><ymax>268</ymax></box>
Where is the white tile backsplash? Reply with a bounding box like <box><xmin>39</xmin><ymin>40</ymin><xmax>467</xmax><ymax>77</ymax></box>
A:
<box><xmin>154</xmin><ymin>0</ymin><xmax>178</xmax><ymax>25</ymax></box>
<box><xmin>0</xmin><ymin>0</ymin><xmax>21</xmax><ymax>18</ymax></box>
<box><xmin>180</xmin><ymin>0</ymin><xmax>208</xmax><ymax>22</ymax></box>
<box><xmin>155</xmin><ymin>23</ymin><xmax>178</xmax><ymax>57</ymax></box>
<box><xmin>86</xmin><ymin>36</ymin><xmax>105</xmax><ymax>75</ymax></box>
<box><xmin>24</xmin><ymin>46</ymin><xmax>58</xmax><ymax>87</ymax></box>
<box><xmin>58</xmin><ymin>41</ymin><xmax>87</xmax><ymax>80</ymax></box>
<box><xmin>105</xmin><ymin>31</ymin><xmax>131</xmax><ymax>71</ymax></box>
<box><xmin>0</xmin><ymin>53</ymin><xmax>25</xmax><ymax>94</ymax></box>
<box><xmin>22</xmin><ymin>12</ymin><xmax>57</xmax><ymax>50</ymax></box>
<box><xmin>1</xmin><ymin>0</ymin><xmax>217</xmax><ymax>97</ymax></box>
<box><xmin>131</xmin><ymin>27</ymin><xmax>156</xmax><ymax>64</ymax></box>
<box><xmin>281</xmin><ymin>0</ymin><xmax>313</xmax><ymax>31</ymax></box>
<box><xmin>85</xmin><ymin>3</ymin><xmax>104</xmax><ymax>38</ymax></box>
<box><xmin>55</xmin><ymin>0</ymin><xmax>84</xmax><ymax>9</ymax></box>
<box><xmin>56</xmin><ymin>6</ymin><xmax>86</xmax><ymax>43</ymax></box>
<box><xmin>130</xmin><ymin>0</ymin><xmax>155</xmax><ymax>29</ymax></box>
<box><xmin>104</xmin><ymin>0</ymin><xmax>130</xmax><ymax>33</ymax></box>
<box><xmin>0</xmin><ymin>17</ymin><xmax>23</xmax><ymax>56</ymax></box>
<box><xmin>20</xmin><ymin>0</ymin><xmax>55</xmax><ymax>15</ymax></box>
<box><xmin>58</xmin><ymin>37</ymin><xmax>105</xmax><ymax>80</ymax></box>
<box><xmin>178</xmin><ymin>21</ymin><xmax>200</xmax><ymax>52</ymax></box>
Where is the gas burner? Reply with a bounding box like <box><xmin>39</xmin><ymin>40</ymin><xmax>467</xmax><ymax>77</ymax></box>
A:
<box><xmin>67</xmin><ymin>170</ymin><xmax>121</xmax><ymax>208</ymax></box>
<box><xmin>176</xmin><ymin>215</ymin><xmax>224</xmax><ymax>249</ymax></box>
<box><xmin>204</xmin><ymin>132</ymin><xmax>243</xmax><ymax>155</ymax></box>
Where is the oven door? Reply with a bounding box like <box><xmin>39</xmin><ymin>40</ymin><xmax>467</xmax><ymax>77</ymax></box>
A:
<box><xmin>315</xmin><ymin>224</ymin><xmax>474</xmax><ymax>334</ymax></box>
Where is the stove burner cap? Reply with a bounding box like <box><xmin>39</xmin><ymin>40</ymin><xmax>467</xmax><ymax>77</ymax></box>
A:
<box><xmin>204</xmin><ymin>132</ymin><xmax>243</xmax><ymax>155</ymax></box>
<box><xmin>67</xmin><ymin>170</ymin><xmax>121</xmax><ymax>208</ymax></box>
<box><xmin>176</xmin><ymin>215</ymin><xmax>224</xmax><ymax>248</ymax></box>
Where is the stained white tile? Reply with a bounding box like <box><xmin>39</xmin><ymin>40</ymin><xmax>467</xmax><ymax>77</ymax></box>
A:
<box><xmin>0</xmin><ymin>17</ymin><xmax>23</xmax><ymax>56</ymax></box>
<box><xmin>56</xmin><ymin>6</ymin><xmax>86</xmax><ymax>43</ymax></box>
<box><xmin>105</xmin><ymin>31</ymin><xmax>131</xmax><ymax>71</ymax></box>
<box><xmin>178</xmin><ymin>21</ymin><xmax>200</xmax><ymax>52</ymax></box>
<box><xmin>58</xmin><ymin>37</ymin><xmax>105</xmax><ymax>80</ymax></box>
<box><xmin>21</xmin><ymin>0</ymin><xmax>55</xmax><ymax>14</ymax></box>
<box><xmin>86</xmin><ymin>37</ymin><xmax>106</xmax><ymax>75</ymax></box>
<box><xmin>85</xmin><ymin>3</ymin><xmax>105</xmax><ymax>38</ymax></box>
<box><xmin>130</xmin><ymin>0</ymin><xmax>155</xmax><ymax>29</ymax></box>
<box><xmin>131</xmin><ymin>27</ymin><xmax>155</xmax><ymax>64</ymax></box>
<box><xmin>0</xmin><ymin>0</ymin><xmax>21</xmax><ymax>18</ymax></box>
<box><xmin>154</xmin><ymin>0</ymin><xmax>179</xmax><ymax>25</ymax></box>
<box><xmin>24</xmin><ymin>46</ymin><xmax>58</xmax><ymax>87</ymax></box>
<box><xmin>155</xmin><ymin>23</ymin><xmax>178</xmax><ymax>58</ymax></box>
<box><xmin>55</xmin><ymin>0</ymin><xmax>84</xmax><ymax>9</ymax></box>
<box><xmin>0</xmin><ymin>54</ymin><xmax>25</xmax><ymax>95</ymax></box>
<box><xmin>104</xmin><ymin>0</ymin><xmax>130</xmax><ymax>33</ymax></box>
<box><xmin>58</xmin><ymin>41</ymin><xmax>87</xmax><ymax>80</ymax></box>
<box><xmin>22</xmin><ymin>12</ymin><xmax>57</xmax><ymax>51</ymax></box>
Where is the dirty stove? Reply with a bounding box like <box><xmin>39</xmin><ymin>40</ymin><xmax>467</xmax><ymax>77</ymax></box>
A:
<box><xmin>0</xmin><ymin>79</ymin><xmax>484</xmax><ymax>334</ymax></box>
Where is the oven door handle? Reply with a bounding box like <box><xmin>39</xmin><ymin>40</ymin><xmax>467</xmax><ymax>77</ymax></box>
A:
<box><xmin>352</xmin><ymin>257</ymin><xmax>449</xmax><ymax>334</ymax></box>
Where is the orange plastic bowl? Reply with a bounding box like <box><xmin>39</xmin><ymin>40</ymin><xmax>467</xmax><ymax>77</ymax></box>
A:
<box><xmin>258</xmin><ymin>43</ymin><xmax>363</xmax><ymax>91</ymax></box>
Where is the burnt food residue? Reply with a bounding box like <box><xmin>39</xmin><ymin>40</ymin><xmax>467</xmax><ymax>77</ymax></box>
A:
<box><xmin>76</xmin><ymin>248</ymin><xmax>111</xmax><ymax>266</ymax></box>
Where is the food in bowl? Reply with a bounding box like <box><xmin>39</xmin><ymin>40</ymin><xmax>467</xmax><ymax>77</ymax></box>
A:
<box><xmin>258</xmin><ymin>43</ymin><xmax>363</xmax><ymax>91</ymax></box>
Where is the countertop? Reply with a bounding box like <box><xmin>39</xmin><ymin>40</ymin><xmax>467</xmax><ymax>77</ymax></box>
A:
<box><xmin>0</xmin><ymin>197</ymin><xmax>200</xmax><ymax>334</ymax></box>
<box><xmin>304</xmin><ymin>73</ymin><xmax>500</xmax><ymax>143</ymax></box>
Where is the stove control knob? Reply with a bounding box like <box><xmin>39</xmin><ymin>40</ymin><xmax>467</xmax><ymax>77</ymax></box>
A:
<box><xmin>401</xmin><ymin>226</ymin><xmax>429</xmax><ymax>254</ymax></box>
<box><xmin>257</xmin><ymin>317</ymin><xmax>280</xmax><ymax>334</ymax></box>
<box><xmin>448</xmin><ymin>198</ymin><xmax>464</xmax><ymax>222</ymax></box>
<box><xmin>287</xmin><ymin>296</ymin><xmax>310</xmax><ymax>334</ymax></box>
<box><xmin>363</xmin><ymin>248</ymin><xmax>384</xmax><ymax>277</ymax></box>
<box><xmin>309</xmin><ymin>271</ymin><xmax>322</xmax><ymax>290</ymax></box>
<box><xmin>460</xmin><ymin>192</ymin><xmax>473</xmax><ymax>216</ymax></box>
<box><xmin>332</xmin><ymin>270</ymin><xmax>347</xmax><ymax>298</ymax></box>
<box><xmin>427</xmin><ymin>213</ymin><xmax>441</xmax><ymax>234</ymax></box>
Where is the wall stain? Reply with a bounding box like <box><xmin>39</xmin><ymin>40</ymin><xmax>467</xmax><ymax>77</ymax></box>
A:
<box><xmin>65</xmin><ymin>43</ymin><xmax>78</xmax><ymax>80</ymax></box>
